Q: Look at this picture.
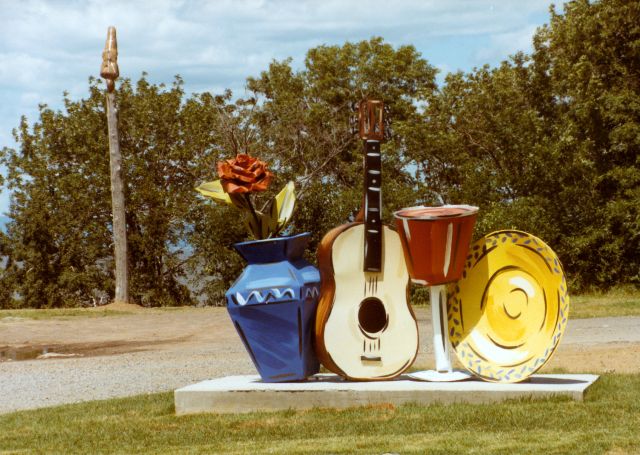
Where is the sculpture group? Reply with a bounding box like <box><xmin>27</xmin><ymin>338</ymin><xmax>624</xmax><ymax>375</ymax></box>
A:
<box><xmin>200</xmin><ymin>99</ymin><xmax>570</xmax><ymax>385</ymax></box>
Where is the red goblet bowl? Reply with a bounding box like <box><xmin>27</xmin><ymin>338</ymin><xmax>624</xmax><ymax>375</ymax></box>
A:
<box><xmin>393</xmin><ymin>205</ymin><xmax>479</xmax><ymax>286</ymax></box>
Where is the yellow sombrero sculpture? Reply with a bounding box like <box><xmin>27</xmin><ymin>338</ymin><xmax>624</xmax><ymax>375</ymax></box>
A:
<box><xmin>447</xmin><ymin>230</ymin><xmax>570</xmax><ymax>383</ymax></box>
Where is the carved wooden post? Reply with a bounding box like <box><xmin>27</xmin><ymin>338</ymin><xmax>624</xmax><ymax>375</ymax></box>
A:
<box><xmin>100</xmin><ymin>26</ymin><xmax>129</xmax><ymax>304</ymax></box>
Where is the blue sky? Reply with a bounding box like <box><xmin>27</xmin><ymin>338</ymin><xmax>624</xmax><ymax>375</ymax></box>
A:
<box><xmin>0</xmin><ymin>0</ymin><xmax>557</xmax><ymax>217</ymax></box>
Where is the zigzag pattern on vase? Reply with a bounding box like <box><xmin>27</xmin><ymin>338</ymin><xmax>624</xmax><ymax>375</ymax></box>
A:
<box><xmin>234</xmin><ymin>288</ymin><xmax>295</xmax><ymax>306</ymax></box>
<box><xmin>304</xmin><ymin>287</ymin><xmax>320</xmax><ymax>300</ymax></box>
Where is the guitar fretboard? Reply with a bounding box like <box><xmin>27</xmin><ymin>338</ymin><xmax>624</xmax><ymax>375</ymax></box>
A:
<box><xmin>364</xmin><ymin>140</ymin><xmax>382</xmax><ymax>272</ymax></box>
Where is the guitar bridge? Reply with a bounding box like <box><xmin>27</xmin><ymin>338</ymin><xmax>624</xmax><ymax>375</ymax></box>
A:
<box><xmin>360</xmin><ymin>355</ymin><xmax>382</xmax><ymax>362</ymax></box>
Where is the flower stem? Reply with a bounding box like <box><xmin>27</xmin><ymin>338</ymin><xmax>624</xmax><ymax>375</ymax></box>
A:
<box><xmin>244</xmin><ymin>194</ymin><xmax>262</xmax><ymax>239</ymax></box>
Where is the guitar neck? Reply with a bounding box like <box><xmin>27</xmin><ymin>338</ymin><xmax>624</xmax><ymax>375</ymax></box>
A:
<box><xmin>363</xmin><ymin>140</ymin><xmax>382</xmax><ymax>272</ymax></box>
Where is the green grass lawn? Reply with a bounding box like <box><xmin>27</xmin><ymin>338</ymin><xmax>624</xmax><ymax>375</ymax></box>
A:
<box><xmin>0</xmin><ymin>305</ymin><xmax>201</xmax><ymax>320</ymax></box>
<box><xmin>0</xmin><ymin>307</ymin><xmax>129</xmax><ymax>320</ymax></box>
<box><xmin>2</xmin><ymin>288</ymin><xmax>639</xmax><ymax>321</ymax></box>
<box><xmin>410</xmin><ymin>287</ymin><xmax>640</xmax><ymax>320</ymax></box>
<box><xmin>569</xmin><ymin>288</ymin><xmax>640</xmax><ymax>319</ymax></box>
<box><xmin>0</xmin><ymin>374</ymin><xmax>638</xmax><ymax>454</ymax></box>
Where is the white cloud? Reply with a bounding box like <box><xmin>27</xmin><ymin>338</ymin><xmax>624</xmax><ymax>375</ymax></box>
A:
<box><xmin>473</xmin><ymin>24</ymin><xmax>542</xmax><ymax>64</ymax></box>
<box><xmin>0</xmin><ymin>53</ymin><xmax>54</xmax><ymax>88</ymax></box>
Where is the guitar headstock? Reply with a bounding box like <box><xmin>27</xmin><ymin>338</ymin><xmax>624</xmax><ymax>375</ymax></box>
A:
<box><xmin>358</xmin><ymin>100</ymin><xmax>384</xmax><ymax>141</ymax></box>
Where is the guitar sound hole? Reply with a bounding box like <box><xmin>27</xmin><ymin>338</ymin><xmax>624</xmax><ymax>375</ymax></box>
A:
<box><xmin>358</xmin><ymin>298</ymin><xmax>387</xmax><ymax>334</ymax></box>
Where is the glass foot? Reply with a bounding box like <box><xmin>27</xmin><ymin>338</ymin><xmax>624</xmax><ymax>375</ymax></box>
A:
<box><xmin>407</xmin><ymin>370</ymin><xmax>474</xmax><ymax>382</ymax></box>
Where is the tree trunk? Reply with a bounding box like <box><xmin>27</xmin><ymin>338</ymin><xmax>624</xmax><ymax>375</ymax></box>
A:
<box><xmin>105</xmin><ymin>91</ymin><xmax>129</xmax><ymax>304</ymax></box>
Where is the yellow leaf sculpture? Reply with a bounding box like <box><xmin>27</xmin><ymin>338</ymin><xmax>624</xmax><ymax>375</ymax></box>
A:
<box><xmin>273</xmin><ymin>181</ymin><xmax>296</xmax><ymax>231</ymax></box>
<box><xmin>195</xmin><ymin>180</ymin><xmax>232</xmax><ymax>205</ymax></box>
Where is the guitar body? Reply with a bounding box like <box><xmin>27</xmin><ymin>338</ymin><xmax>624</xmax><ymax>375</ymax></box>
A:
<box><xmin>316</xmin><ymin>223</ymin><xmax>418</xmax><ymax>380</ymax></box>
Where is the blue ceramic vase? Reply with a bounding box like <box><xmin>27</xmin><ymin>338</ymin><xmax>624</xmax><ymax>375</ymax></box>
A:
<box><xmin>225</xmin><ymin>232</ymin><xmax>320</xmax><ymax>382</ymax></box>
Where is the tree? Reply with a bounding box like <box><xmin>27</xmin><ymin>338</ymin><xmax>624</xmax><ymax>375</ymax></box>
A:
<box><xmin>532</xmin><ymin>0</ymin><xmax>640</xmax><ymax>287</ymax></box>
<box><xmin>401</xmin><ymin>0</ymin><xmax>640</xmax><ymax>290</ymax></box>
<box><xmin>402</xmin><ymin>57</ymin><xmax>564</xmax><ymax>242</ymax></box>
<box><xmin>1</xmin><ymin>88</ymin><xmax>114</xmax><ymax>307</ymax></box>
<box><xmin>243</xmin><ymin>37</ymin><xmax>438</xmax><ymax>249</ymax></box>
<box><xmin>0</xmin><ymin>76</ymin><xmax>239</xmax><ymax>307</ymax></box>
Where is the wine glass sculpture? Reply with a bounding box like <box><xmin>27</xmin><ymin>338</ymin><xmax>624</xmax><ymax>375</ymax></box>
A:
<box><xmin>394</xmin><ymin>205</ymin><xmax>479</xmax><ymax>381</ymax></box>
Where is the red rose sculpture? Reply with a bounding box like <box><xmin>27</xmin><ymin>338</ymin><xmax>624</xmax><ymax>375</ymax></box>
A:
<box><xmin>217</xmin><ymin>154</ymin><xmax>273</xmax><ymax>194</ymax></box>
<box><xmin>197</xmin><ymin>152</ymin><xmax>295</xmax><ymax>240</ymax></box>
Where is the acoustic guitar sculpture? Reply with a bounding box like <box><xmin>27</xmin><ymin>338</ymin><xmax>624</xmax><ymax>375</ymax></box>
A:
<box><xmin>315</xmin><ymin>100</ymin><xmax>419</xmax><ymax>380</ymax></box>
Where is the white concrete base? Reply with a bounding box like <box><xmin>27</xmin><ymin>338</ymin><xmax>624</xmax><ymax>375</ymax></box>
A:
<box><xmin>174</xmin><ymin>373</ymin><xmax>599</xmax><ymax>415</ymax></box>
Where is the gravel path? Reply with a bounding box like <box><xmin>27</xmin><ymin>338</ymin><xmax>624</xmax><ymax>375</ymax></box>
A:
<box><xmin>1</xmin><ymin>308</ymin><xmax>639</xmax><ymax>414</ymax></box>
